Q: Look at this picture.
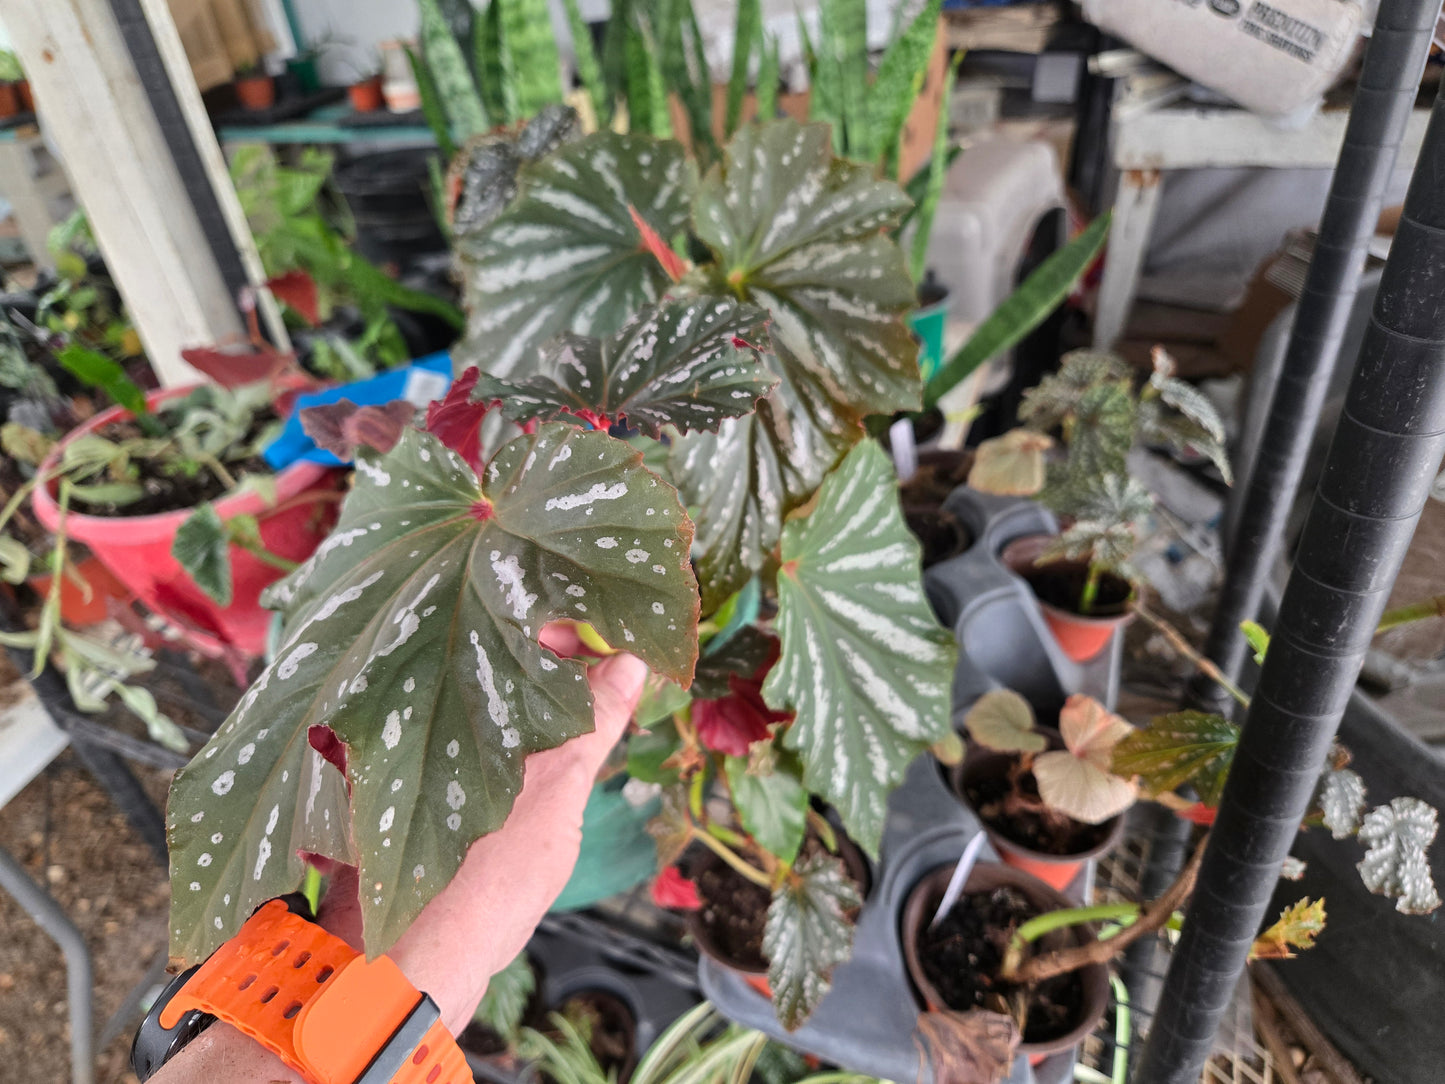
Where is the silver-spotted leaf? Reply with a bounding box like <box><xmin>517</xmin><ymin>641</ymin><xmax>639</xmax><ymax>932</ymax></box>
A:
<box><xmin>168</xmin><ymin>425</ymin><xmax>699</xmax><ymax>962</ymax></box>
<box><xmin>1320</xmin><ymin>767</ymin><xmax>1367</xmax><ymax>840</ymax></box>
<box><xmin>674</xmin><ymin>121</ymin><xmax>922</xmax><ymax>607</ymax></box>
<box><xmin>471</xmin><ymin>297</ymin><xmax>777</xmax><ymax>437</ymax></box>
<box><xmin>454</xmin><ymin>132</ymin><xmax>695</xmax><ymax>379</ymax></box>
<box><xmin>1111</xmin><ymin>710</ymin><xmax>1239</xmax><ymax>807</ymax></box>
<box><xmin>763</xmin><ymin>440</ymin><xmax>957</xmax><ymax>857</ymax></box>
<box><xmin>763</xmin><ymin>850</ymin><xmax>861</xmax><ymax>1030</ymax></box>
<box><xmin>1357</xmin><ymin>797</ymin><xmax>1442</xmax><ymax>915</ymax></box>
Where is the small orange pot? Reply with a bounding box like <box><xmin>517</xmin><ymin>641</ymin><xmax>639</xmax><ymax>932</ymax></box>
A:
<box><xmin>901</xmin><ymin>861</ymin><xmax>1110</xmax><ymax>1064</ymax></box>
<box><xmin>16</xmin><ymin>79</ymin><xmax>33</xmax><ymax>113</ymax></box>
<box><xmin>234</xmin><ymin>74</ymin><xmax>276</xmax><ymax>111</ymax></box>
<box><xmin>1000</xmin><ymin>534</ymin><xmax>1134</xmax><ymax>661</ymax></box>
<box><xmin>0</xmin><ymin>83</ymin><xmax>19</xmax><ymax>118</ymax></box>
<box><xmin>952</xmin><ymin>730</ymin><xmax>1124</xmax><ymax>892</ymax></box>
<box><xmin>348</xmin><ymin>75</ymin><xmax>384</xmax><ymax>112</ymax></box>
<box><xmin>28</xmin><ymin>556</ymin><xmax>132</xmax><ymax>627</ymax></box>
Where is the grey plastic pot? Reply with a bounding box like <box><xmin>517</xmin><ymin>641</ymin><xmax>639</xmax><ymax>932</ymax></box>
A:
<box><xmin>900</xmin><ymin>861</ymin><xmax>1111</xmax><ymax>1063</ymax></box>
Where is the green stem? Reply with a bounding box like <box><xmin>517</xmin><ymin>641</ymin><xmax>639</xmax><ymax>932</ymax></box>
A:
<box><xmin>692</xmin><ymin>828</ymin><xmax>772</xmax><ymax>888</ymax></box>
<box><xmin>231</xmin><ymin>536</ymin><xmax>300</xmax><ymax>574</ymax></box>
<box><xmin>688</xmin><ymin>769</ymin><xmax>706</xmax><ymax>822</ymax></box>
<box><xmin>703</xmin><ymin>820</ymin><xmax>749</xmax><ymax>849</ymax></box>
<box><xmin>806</xmin><ymin>809</ymin><xmax>838</xmax><ymax>853</ymax></box>
<box><xmin>1377</xmin><ymin>593</ymin><xmax>1445</xmax><ymax>633</ymax></box>
<box><xmin>1079</xmin><ymin>560</ymin><xmax>1103</xmax><ymax>616</ymax></box>
<box><xmin>1015</xmin><ymin>902</ymin><xmax>1142</xmax><ymax>948</ymax></box>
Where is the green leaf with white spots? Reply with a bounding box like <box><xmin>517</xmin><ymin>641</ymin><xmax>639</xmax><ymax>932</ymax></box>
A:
<box><xmin>1111</xmin><ymin>710</ymin><xmax>1240</xmax><ymax>807</ymax></box>
<box><xmin>762</xmin><ymin>440</ymin><xmax>956</xmax><ymax>857</ymax></box>
<box><xmin>453</xmin><ymin>133</ymin><xmax>695</xmax><ymax>380</ymax></box>
<box><xmin>471</xmin><ymin>297</ymin><xmax>777</xmax><ymax>438</ymax></box>
<box><xmin>673</xmin><ymin>122</ymin><xmax>921</xmax><ymax>606</ymax></box>
<box><xmin>168</xmin><ymin>425</ymin><xmax>699</xmax><ymax>963</ymax></box>
<box><xmin>763</xmin><ymin>850</ymin><xmax>861</xmax><ymax>1030</ymax></box>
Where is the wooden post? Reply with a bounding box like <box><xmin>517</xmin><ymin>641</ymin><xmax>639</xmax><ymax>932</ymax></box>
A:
<box><xmin>2</xmin><ymin>0</ymin><xmax>245</xmax><ymax>386</ymax></box>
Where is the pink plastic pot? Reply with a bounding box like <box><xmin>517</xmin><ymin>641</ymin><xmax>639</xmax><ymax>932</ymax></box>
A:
<box><xmin>32</xmin><ymin>386</ymin><xmax>344</xmax><ymax>658</ymax></box>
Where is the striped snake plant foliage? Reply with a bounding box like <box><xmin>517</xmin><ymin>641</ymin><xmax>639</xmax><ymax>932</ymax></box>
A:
<box><xmin>165</xmin><ymin>318</ymin><xmax>776</xmax><ymax>962</ymax></box>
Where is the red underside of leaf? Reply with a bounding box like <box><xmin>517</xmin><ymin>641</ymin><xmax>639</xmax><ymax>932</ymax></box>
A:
<box><xmin>308</xmin><ymin>724</ymin><xmax>349</xmax><ymax>783</ymax></box>
<box><xmin>182</xmin><ymin>345</ymin><xmax>305</xmax><ymax>392</ymax></box>
<box><xmin>266</xmin><ymin>270</ymin><xmax>321</xmax><ymax>326</ymax></box>
<box><xmin>425</xmin><ymin>367</ymin><xmax>489</xmax><ymax>474</ymax></box>
<box><xmin>651</xmin><ymin>866</ymin><xmax>702</xmax><ymax>910</ymax></box>
<box><xmin>301</xmin><ymin>399</ymin><xmax>416</xmax><ymax>461</ymax></box>
<box><xmin>628</xmin><ymin>204</ymin><xmax>688</xmax><ymax>283</ymax></box>
<box><xmin>1177</xmin><ymin>802</ymin><xmax>1218</xmax><ymax>826</ymax></box>
<box><xmin>562</xmin><ymin>406</ymin><xmax>610</xmax><ymax>431</ymax></box>
<box><xmin>694</xmin><ymin>674</ymin><xmax>792</xmax><ymax>757</ymax></box>
<box><xmin>469</xmin><ymin>499</ymin><xmax>494</xmax><ymax>522</ymax></box>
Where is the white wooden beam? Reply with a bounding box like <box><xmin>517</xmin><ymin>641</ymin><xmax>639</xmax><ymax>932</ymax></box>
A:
<box><xmin>2</xmin><ymin>0</ymin><xmax>244</xmax><ymax>386</ymax></box>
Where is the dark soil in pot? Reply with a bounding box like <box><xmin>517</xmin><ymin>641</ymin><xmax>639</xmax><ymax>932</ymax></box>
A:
<box><xmin>900</xmin><ymin>448</ymin><xmax>975</xmax><ymax>566</ymax></box>
<box><xmin>689</xmin><ymin>832</ymin><xmax>871</xmax><ymax>974</ymax></box>
<box><xmin>1001</xmin><ymin>537</ymin><xmax>1130</xmax><ymax>618</ymax></box>
<box><xmin>557</xmin><ymin>989</ymin><xmax>637</xmax><ymax>1079</ymax></box>
<box><xmin>959</xmin><ymin>758</ymin><xmax>1113</xmax><ymax>857</ymax></box>
<box><xmin>905</xmin><ymin>505</ymin><xmax>972</xmax><ymax>567</ymax></box>
<box><xmin>72</xmin><ymin>413</ymin><xmax>276</xmax><ymax>518</ymax></box>
<box><xmin>917</xmin><ymin>883</ymin><xmax>1083</xmax><ymax>1044</ymax></box>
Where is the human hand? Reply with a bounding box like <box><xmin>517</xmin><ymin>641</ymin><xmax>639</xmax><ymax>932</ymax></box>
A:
<box><xmin>155</xmin><ymin>630</ymin><xmax>646</xmax><ymax>1083</ymax></box>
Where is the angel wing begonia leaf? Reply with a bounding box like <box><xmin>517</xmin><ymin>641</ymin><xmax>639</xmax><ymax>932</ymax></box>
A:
<box><xmin>168</xmin><ymin>424</ymin><xmax>699</xmax><ymax>962</ymax></box>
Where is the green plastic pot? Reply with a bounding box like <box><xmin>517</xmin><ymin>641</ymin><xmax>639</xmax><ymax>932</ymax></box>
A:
<box><xmin>908</xmin><ymin>276</ymin><xmax>950</xmax><ymax>381</ymax></box>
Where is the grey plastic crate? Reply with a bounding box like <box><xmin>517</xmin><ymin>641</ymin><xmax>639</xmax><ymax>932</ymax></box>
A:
<box><xmin>702</xmin><ymin>489</ymin><xmax>1122</xmax><ymax>1084</ymax></box>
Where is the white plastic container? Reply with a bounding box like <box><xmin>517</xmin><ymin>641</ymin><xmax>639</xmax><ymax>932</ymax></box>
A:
<box><xmin>1080</xmin><ymin>0</ymin><xmax>1365</xmax><ymax>119</ymax></box>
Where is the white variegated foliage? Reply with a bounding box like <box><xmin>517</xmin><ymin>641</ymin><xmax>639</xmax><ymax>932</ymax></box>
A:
<box><xmin>764</xmin><ymin>441</ymin><xmax>957</xmax><ymax>856</ymax></box>
<box><xmin>1320</xmin><ymin>767</ymin><xmax>1367</xmax><ymax>840</ymax></box>
<box><xmin>454</xmin><ymin>132</ymin><xmax>696</xmax><ymax>379</ymax></box>
<box><xmin>168</xmin><ymin>426</ymin><xmax>699</xmax><ymax>962</ymax></box>
<box><xmin>1357</xmin><ymin>797</ymin><xmax>1442</xmax><ymax>915</ymax></box>
<box><xmin>762</xmin><ymin>851</ymin><xmax>862</xmax><ymax>1030</ymax></box>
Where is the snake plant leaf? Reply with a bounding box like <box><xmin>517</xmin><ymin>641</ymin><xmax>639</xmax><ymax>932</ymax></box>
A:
<box><xmin>1357</xmin><ymin>797</ymin><xmax>1442</xmax><ymax>914</ymax></box>
<box><xmin>455</xmin><ymin>132</ymin><xmax>695</xmax><ymax>380</ymax></box>
<box><xmin>496</xmin><ymin>0</ymin><xmax>565</xmax><ymax>118</ymax></box>
<box><xmin>419</xmin><ymin>0</ymin><xmax>488</xmax><ymax>138</ymax></box>
<box><xmin>172</xmin><ymin>505</ymin><xmax>233</xmax><ymax>606</ymax></box>
<box><xmin>1111</xmin><ymin>710</ymin><xmax>1240</xmax><ymax>807</ymax></box>
<box><xmin>763</xmin><ymin>850</ymin><xmax>861</xmax><ymax>1029</ymax></box>
<box><xmin>763</xmin><ymin>440</ymin><xmax>956</xmax><ymax>856</ymax></box>
<box><xmin>725</xmin><ymin>0</ymin><xmax>762</xmax><ymax>137</ymax></box>
<box><xmin>755</xmin><ymin>35</ymin><xmax>781</xmax><ymax>123</ymax></box>
<box><xmin>405</xmin><ymin>47</ymin><xmax>457</xmax><ymax>160</ymax></box>
<box><xmin>925</xmin><ymin>211</ymin><xmax>1112</xmax><ymax>410</ymax></box>
<box><xmin>168</xmin><ymin>424</ymin><xmax>699</xmax><ymax>962</ymax></box>
<box><xmin>864</xmin><ymin>0</ymin><xmax>941</xmax><ymax>169</ymax></box>
<box><xmin>561</xmin><ymin>0</ymin><xmax>607</xmax><ymax>122</ymax></box>
<box><xmin>472</xmin><ymin>298</ymin><xmax>776</xmax><ymax>438</ymax></box>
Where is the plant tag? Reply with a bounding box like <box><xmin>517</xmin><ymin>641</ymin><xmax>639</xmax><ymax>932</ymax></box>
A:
<box><xmin>889</xmin><ymin>418</ymin><xmax>918</xmax><ymax>481</ymax></box>
<box><xmin>931</xmin><ymin>832</ymin><xmax>988</xmax><ymax>929</ymax></box>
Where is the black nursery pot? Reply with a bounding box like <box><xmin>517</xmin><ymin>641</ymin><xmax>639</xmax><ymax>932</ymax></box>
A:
<box><xmin>949</xmin><ymin>727</ymin><xmax>1124</xmax><ymax>892</ymax></box>
<box><xmin>900</xmin><ymin>861</ymin><xmax>1110</xmax><ymax>1062</ymax></box>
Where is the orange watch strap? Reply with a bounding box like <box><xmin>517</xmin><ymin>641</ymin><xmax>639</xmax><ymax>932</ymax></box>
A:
<box><xmin>159</xmin><ymin>901</ymin><xmax>469</xmax><ymax>1084</ymax></box>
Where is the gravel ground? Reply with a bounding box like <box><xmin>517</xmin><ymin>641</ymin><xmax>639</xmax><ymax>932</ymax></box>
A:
<box><xmin>0</xmin><ymin>749</ymin><xmax>172</xmax><ymax>1084</ymax></box>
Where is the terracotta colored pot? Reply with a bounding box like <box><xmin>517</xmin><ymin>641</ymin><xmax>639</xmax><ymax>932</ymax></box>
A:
<box><xmin>952</xmin><ymin>729</ymin><xmax>1124</xmax><ymax>891</ymax></box>
<box><xmin>28</xmin><ymin>556</ymin><xmax>131</xmax><ymax>627</ymax></box>
<box><xmin>348</xmin><ymin>75</ymin><xmax>384</xmax><ymax>113</ymax></box>
<box><xmin>999</xmin><ymin>534</ymin><xmax>1134</xmax><ymax>662</ymax></box>
<box><xmin>901</xmin><ymin>861</ymin><xmax>1110</xmax><ymax>1064</ymax></box>
<box><xmin>234</xmin><ymin>74</ymin><xmax>276</xmax><ymax>111</ymax></box>
<box><xmin>689</xmin><ymin>835</ymin><xmax>871</xmax><ymax>1000</ymax></box>
<box><xmin>0</xmin><ymin>83</ymin><xmax>19</xmax><ymax>118</ymax></box>
<box><xmin>16</xmin><ymin>79</ymin><xmax>33</xmax><ymax>113</ymax></box>
<box><xmin>31</xmin><ymin>386</ymin><xmax>343</xmax><ymax>658</ymax></box>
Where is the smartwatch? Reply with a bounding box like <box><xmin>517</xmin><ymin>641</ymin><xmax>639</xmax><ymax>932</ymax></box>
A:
<box><xmin>131</xmin><ymin>895</ymin><xmax>468</xmax><ymax>1084</ymax></box>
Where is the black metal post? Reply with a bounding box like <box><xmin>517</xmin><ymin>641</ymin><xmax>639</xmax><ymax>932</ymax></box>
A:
<box><xmin>1182</xmin><ymin>0</ymin><xmax>1437</xmax><ymax>716</ymax></box>
<box><xmin>1135</xmin><ymin>75</ymin><xmax>1445</xmax><ymax>1084</ymax></box>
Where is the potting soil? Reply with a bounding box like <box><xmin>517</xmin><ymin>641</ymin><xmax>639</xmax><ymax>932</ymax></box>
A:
<box><xmin>962</xmin><ymin>767</ymin><xmax>1113</xmax><ymax>856</ymax></box>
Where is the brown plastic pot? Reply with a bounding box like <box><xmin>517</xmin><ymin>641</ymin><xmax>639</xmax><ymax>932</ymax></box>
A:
<box><xmin>901</xmin><ymin>861</ymin><xmax>1110</xmax><ymax>1064</ymax></box>
<box><xmin>234</xmin><ymin>74</ymin><xmax>276</xmax><ymax>111</ymax></box>
<box><xmin>0</xmin><ymin>83</ymin><xmax>19</xmax><ymax>119</ymax></box>
<box><xmin>999</xmin><ymin>534</ymin><xmax>1133</xmax><ymax>662</ymax></box>
<box><xmin>688</xmin><ymin>835</ymin><xmax>872</xmax><ymax>1000</ymax></box>
<box><xmin>951</xmin><ymin>729</ymin><xmax>1124</xmax><ymax>891</ymax></box>
<box><xmin>348</xmin><ymin>75</ymin><xmax>384</xmax><ymax>112</ymax></box>
<box><xmin>16</xmin><ymin>79</ymin><xmax>33</xmax><ymax>113</ymax></box>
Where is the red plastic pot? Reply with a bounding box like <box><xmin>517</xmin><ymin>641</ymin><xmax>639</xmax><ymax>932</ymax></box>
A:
<box><xmin>951</xmin><ymin>730</ymin><xmax>1124</xmax><ymax>892</ymax></box>
<box><xmin>1000</xmin><ymin>535</ymin><xmax>1133</xmax><ymax>662</ymax></box>
<box><xmin>31</xmin><ymin>386</ymin><xmax>343</xmax><ymax>658</ymax></box>
<box><xmin>901</xmin><ymin>861</ymin><xmax>1110</xmax><ymax>1065</ymax></box>
<box><xmin>28</xmin><ymin>556</ymin><xmax>131</xmax><ymax>627</ymax></box>
<box><xmin>235</xmin><ymin>74</ymin><xmax>276</xmax><ymax>111</ymax></box>
<box><xmin>348</xmin><ymin>75</ymin><xmax>384</xmax><ymax>112</ymax></box>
